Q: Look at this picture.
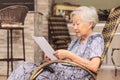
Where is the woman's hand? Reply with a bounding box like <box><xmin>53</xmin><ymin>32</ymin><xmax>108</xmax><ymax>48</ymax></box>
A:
<box><xmin>54</xmin><ymin>49</ymin><xmax>71</xmax><ymax>60</ymax></box>
<box><xmin>44</xmin><ymin>55</ymin><xmax>51</xmax><ymax>62</ymax></box>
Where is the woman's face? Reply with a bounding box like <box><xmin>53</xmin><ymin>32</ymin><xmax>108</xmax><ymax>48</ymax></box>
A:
<box><xmin>72</xmin><ymin>15</ymin><xmax>92</xmax><ymax>37</ymax></box>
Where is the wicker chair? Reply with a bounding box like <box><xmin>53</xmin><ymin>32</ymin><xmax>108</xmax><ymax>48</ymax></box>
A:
<box><xmin>30</xmin><ymin>6</ymin><xmax>120</xmax><ymax>80</ymax></box>
<box><xmin>48</xmin><ymin>15</ymin><xmax>71</xmax><ymax>50</ymax></box>
<box><xmin>0</xmin><ymin>5</ymin><xmax>28</xmax><ymax>26</ymax></box>
<box><xmin>0</xmin><ymin>5</ymin><xmax>29</xmax><ymax>77</ymax></box>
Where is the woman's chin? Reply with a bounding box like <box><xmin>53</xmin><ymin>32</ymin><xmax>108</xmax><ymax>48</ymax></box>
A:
<box><xmin>76</xmin><ymin>34</ymin><xmax>81</xmax><ymax>37</ymax></box>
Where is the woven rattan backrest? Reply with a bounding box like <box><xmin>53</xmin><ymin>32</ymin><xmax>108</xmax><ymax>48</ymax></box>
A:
<box><xmin>100</xmin><ymin>6</ymin><xmax>120</xmax><ymax>66</ymax></box>
<box><xmin>48</xmin><ymin>15</ymin><xmax>71</xmax><ymax>50</ymax></box>
<box><xmin>0</xmin><ymin>5</ymin><xmax>29</xmax><ymax>25</ymax></box>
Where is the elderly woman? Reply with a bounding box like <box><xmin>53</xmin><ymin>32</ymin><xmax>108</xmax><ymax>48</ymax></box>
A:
<box><xmin>7</xmin><ymin>6</ymin><xmax>104</xmax><ymax>80</ymax></box>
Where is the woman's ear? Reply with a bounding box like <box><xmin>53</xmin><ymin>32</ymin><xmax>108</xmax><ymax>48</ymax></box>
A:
<box><xmin>88</xmin><ymin>22</ymin><xmax>94</xmax><ymax>29</ymax></box>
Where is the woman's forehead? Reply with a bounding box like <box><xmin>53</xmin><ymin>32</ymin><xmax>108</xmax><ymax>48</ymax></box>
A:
<box><xmin>72</xmin><ymin>15</ymin><xmax>82</xmax><ymax>21</ymax></box>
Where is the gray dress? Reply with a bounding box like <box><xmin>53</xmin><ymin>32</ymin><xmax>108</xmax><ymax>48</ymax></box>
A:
<box><xmin>7</xmin><ymin>32</ymin><xmax>104</xmax><ymax>80</ymax></box>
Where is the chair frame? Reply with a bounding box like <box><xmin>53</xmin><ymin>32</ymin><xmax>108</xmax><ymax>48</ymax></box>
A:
<box><xmin>30</xmin><ymin>6</ymin><xmax>120</xmax><ymax>80</ymax></box>
<box><xmin>111</xmin><ymin>48</ymin><xmax>120</xmax><ymax>76</ymax></box>
<box><xmin>0</xmin><ymin>5</ymin><xmax>28</xmax><ymax>77</ymax></box>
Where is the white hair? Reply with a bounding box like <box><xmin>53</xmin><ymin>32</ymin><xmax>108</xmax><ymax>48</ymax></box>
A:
<box><xmin>70</xmin><ymin>6</ymin><xmax>99</xmax><ymax>28</ymax></box>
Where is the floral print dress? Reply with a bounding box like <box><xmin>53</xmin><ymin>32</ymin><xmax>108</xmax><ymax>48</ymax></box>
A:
<box><xmin>7</xmin><ymin>32</ymin><xmax>104</xmax><ymax>80</ymax></box>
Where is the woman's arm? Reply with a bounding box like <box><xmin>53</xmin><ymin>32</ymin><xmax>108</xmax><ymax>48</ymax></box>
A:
<box><xmin>67</xmin><ymin>52</ymin><xmax>100</xmax><ymax>72</ymax></box>
<box><xmin>54</xmin><ymin>50</ymin><xmax>100</xmax><ymax>72</ymax></box>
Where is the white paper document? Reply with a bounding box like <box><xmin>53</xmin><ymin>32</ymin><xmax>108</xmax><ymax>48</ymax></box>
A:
<box><xmin>32</xmin><ymin>36</ymin><xmax>58</xmax><ymax>60</ymax></box>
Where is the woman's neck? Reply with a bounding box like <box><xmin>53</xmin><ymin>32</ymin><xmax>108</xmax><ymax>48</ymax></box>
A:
<box><xmin>80</xmin><ymin>31</ymin><xmax>93</xmax><ymax>44</ymax></box>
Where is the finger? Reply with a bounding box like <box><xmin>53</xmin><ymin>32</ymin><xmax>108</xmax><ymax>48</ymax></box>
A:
<box><xmin>47</xmin><ymin>58</ymin><xmax>50</xmax><ymax>60</ymax></box>
<box><xmin>53</xmin><ymin>51</ymin><xmax>58</xmax><ymax>56</ymax></box>
<box><xmin>46</xmin><ymin>56</ymin><xmax>51</xmax><ymax>60</ymax></box>
<box><xmin>53</xmin><ymin>50</ymin><xmax>58</xmax><ymax>54</ymax></box>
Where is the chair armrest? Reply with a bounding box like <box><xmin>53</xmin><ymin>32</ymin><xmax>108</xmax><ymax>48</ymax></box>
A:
<box><xmin>30</xmin><ymin>60</ymin><xmax>97</xmax><ymax>80</ymax></box>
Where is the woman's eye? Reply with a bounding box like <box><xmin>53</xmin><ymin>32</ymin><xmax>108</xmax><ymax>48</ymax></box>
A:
<box><xmin>77</xmin><ymin>23</ymin><xmax>80</xmax><ymax>25</ymax></box>
<box><xmin>72</xmin><ymin>24</ymin><xmax>75</xmax><ymax>26</ymax></box>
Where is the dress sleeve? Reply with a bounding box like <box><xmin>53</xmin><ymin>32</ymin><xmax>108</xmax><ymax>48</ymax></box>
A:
<box><xmin>89</xmin><ymin>37</ymin><xmax>104</xmax><ymax>59</ymax></box>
